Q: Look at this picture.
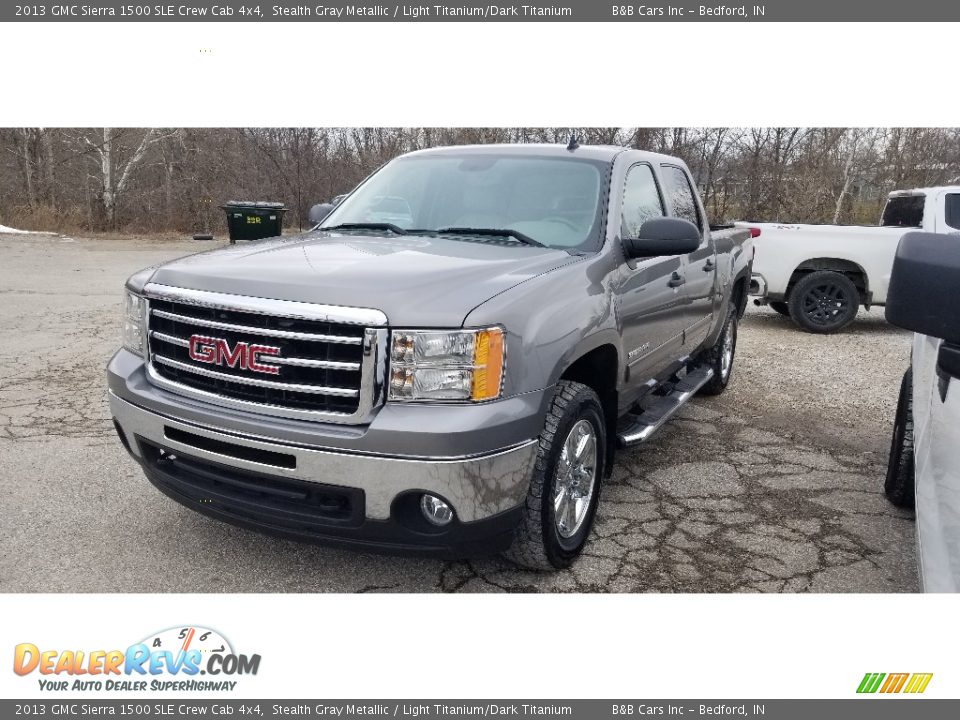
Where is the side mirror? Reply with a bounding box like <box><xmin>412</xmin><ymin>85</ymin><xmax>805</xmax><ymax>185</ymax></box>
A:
<box><xmin>331</xmin><ymin>194</ymin><xmax>347</xmax><ymax>206</ymax></box>
<box><xmin>309</xmin><ymin>203</ymin><xmax>335</xmax><ymax>225</ymax></box>
<box><xmin>886</xmin><ymin>232</ymin><xmax>960</xmax><ymax>344</ymax></box>
<box><xmin>887</xmin><ymin>232</ymin><xmax>960</xmax><ymax>401</ymax></box>
<box><xmin>624</xmin><ymin>217</ymin><xmax>701</xmax><ymax>259</ymax></box>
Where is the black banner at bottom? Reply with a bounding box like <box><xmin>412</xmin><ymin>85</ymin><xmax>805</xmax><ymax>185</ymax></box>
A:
<box><xmin>2</xmin><ymin>700</ymin><xmax>955</xmax><ymax>719</ymax></box>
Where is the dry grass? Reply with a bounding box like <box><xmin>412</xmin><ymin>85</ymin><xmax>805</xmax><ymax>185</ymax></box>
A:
<box><xmin>1</xmin><ymin>202</ymin><xmax>224</xmax><ymax>237</ymax></box>
<box><xmin>1</xmin><ymin>203</ymin><xmax>89</xmax><ymax>234</ymax></box>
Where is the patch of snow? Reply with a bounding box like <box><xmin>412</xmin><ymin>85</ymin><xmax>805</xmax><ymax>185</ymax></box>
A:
<box><xmin>0</xmin><ymin>224</ymin><xmax>53</xmax><ymax>235</ymax></box>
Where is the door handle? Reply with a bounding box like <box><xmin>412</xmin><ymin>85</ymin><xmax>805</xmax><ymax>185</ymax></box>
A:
<box><xmin>703</xmin><ymin>259</ymin><xmax>715</xmax><ymax>272</ymax></box>
<box><xmin>668</xmin><ymin>272</ymin><xmax>685</xmax><ymax>288</ymax></box>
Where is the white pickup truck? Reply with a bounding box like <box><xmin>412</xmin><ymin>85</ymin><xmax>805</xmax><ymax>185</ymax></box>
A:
<box><xmin>884</xmin><ymin>231</ymin><xmax>960</xmax><ymax>591</ymax></box>
<box><xmin>740</xmin><ymin>186</ymin><xmax>960</xmax><ymax>332</ymax></box>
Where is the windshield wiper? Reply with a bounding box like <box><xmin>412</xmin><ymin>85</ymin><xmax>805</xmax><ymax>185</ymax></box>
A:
<box><xmin>320</xmin><ymin>223</ymin><xmax>547</xmax><ymax>248</ymax></box>
<box><xmin>320</xmin><ymin>222</ymin><xmax>408</xmax><ymax>235</ymax></box>
<box><xmin>434</xmin><ymin>227</ymin><xmax>546</xmax><ymax>248</ymax></box>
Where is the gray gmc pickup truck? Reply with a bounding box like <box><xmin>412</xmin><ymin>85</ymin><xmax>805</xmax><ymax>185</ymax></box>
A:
<box><xmin>108</xmin><ymin>143</ymin><xmax>753</xmax><ymax>569</ymax></box>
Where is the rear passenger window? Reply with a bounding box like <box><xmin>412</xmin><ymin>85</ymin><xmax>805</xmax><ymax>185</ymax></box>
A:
<box><xmin>945</xmin><ymin>194</ymin><xmax>960</xmax><ymax>230</ymax></box>
<box><xmin>881</xmin><ymin>195</ymin><xmax>925</xmax><ymax>227</ymax></box>
<box><xmin>662</xmin><ymin>166</ymin><xmax>702</xmax><ymax>234</ymax></box>
<box><xmin>621</xmin><ymin>164</ymin><xmax>665</xmax><ymax>237</ymax></box>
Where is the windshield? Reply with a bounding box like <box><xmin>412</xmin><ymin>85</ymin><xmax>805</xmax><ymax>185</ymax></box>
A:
<box><xmin>320</xmin><ymin>153</ymin><xmax>608</xmax><ymax>251</ymax></box>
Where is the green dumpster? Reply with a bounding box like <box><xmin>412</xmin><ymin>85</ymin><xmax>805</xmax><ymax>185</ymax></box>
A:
<box><xmin>222</xmin><ymin>201</ymin><xmax>287</xmax><ymax>243</ymax></box>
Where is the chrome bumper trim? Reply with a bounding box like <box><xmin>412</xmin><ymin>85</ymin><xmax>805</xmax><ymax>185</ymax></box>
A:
<box><xmin>111</xmin><ymin>392</ymin><xmax>537</xmax><ymax>523</ymax></box>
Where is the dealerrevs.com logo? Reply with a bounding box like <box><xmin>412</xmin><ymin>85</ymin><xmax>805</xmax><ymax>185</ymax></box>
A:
<box><xmin>13</xmin><ymin>626</ymin><xmax>261</xmax><ymax>692</ymax></box>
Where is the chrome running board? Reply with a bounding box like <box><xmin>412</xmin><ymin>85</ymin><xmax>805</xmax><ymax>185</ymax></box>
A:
<box><xmin>616</xmin><ymin>366</ymin><xmax>714</xmax><ymax>448</ymax></box>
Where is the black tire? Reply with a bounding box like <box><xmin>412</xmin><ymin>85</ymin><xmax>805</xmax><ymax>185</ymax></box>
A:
<box><xmin>787</xmin><ymin>270</ymin><xmax>860</xmax><ymax>333</ymax></box>
<box><xmin>504</xmin><ymin>380</ymin><xmax>606</xmax><ymax>570</ymax></box>
<box><xmin>885</xmin><ymin>368</ymin><xmax>915</xmax><ymax>509</ymax></box>
<box><xmin>699</xmin><ymin>303</ymin><xmax>738</xmax><ymax>396</ymax></box>
<box><xmin>769</xmin><ymin>301</ymin><xmax>790</xmax><ymax>316</ymax></box>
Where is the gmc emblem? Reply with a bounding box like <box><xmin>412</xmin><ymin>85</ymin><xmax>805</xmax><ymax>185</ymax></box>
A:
<box><xmin>188</xmin><ymin>335</ymin><xmax>281</xmax><ymax>375</ymax></box>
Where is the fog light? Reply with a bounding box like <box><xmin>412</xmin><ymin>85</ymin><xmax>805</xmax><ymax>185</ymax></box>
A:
<box><xmin>420</xmin><ymin>494</ymin><xmax>454</xmax><ymax>527</ymax></box>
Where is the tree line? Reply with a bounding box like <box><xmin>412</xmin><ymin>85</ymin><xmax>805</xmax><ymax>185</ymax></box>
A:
<box><xmin>2</xmin><ymin>127</ymin><xmax>958</xmax><ymax>235</ymax></box>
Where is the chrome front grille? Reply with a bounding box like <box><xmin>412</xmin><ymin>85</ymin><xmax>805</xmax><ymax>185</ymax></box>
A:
<box><xmin>142</xmin><ymin>284</ymin><xmax>387</xmax><ymax>424</ymax></box>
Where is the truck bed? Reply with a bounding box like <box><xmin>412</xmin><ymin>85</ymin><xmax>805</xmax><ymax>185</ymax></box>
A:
<box><xmin>736</xmin><ymin>221</ymin><xmax>909</xmax><ymax>305</ymax></box>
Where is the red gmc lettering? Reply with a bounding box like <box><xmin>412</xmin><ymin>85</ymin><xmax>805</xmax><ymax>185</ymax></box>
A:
<box><xmin>247</xmin><ymin>345</ymin><xmax>280</xmax><ymax>374</ymax></box>
<box><xmin>188</xmin><ymin>335</ymin><xmax>217</xmax><ymax>364</ymax></box>
<box><xmin>188</xmin><ymin>335</ymin><xmax>280</xmax><ymax>375</ymax></box>
<box><xmin>215</xmin><ymin>338</ymin><xmax>245</xmax><ymax>369</ymax></box>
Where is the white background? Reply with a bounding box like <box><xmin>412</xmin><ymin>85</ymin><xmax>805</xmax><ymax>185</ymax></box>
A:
<box><xmin>2</xmin><ymin>20</ymin><xmax>958</xmax><ymax>701</ymax></box>
<box><xmin>2</xmin><ymin>23</ymin><xmax>958</xmax><ymax>127</ymax></box>
<box><xmin>2</xmin><ymin>594</ymin><xmax>957</xmax><ymax>698</ymax></box>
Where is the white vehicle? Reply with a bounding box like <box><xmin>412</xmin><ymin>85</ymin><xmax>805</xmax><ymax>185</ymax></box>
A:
<box><xmin>740</xmin><ymin>186</ymin><xmax>960</xmax><ymax>332</ymax></box>
<box><xmin>884</xmin><ymin>231</ymin><xmax>960</xmax><ymax>592</ymax></box>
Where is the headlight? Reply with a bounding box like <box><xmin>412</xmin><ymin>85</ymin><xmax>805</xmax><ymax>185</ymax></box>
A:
<box><xmin>389</xmin><ymin>327</ymin><xmax>505</xmax><ymax>402</ymax></box>
<box><xmin>122</xmin><ymin>290</ymin><xmax>146</xmax><ymax>357</ymax></box>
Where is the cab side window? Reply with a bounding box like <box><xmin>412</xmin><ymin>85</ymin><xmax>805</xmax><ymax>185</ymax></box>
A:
<box><xmin>946</xmin><ymin>194</ymin><xmax>960</xmax><ymax>230</ymax></box>
<box><xmin>621</xmin><ymin>164</ymin><xmax>665</xmax><ymax>237</ymax></box>
<box><xmin>662</xmin><ymin>165</ymin><xmax>703</xmax><ymax>235</ymax></box>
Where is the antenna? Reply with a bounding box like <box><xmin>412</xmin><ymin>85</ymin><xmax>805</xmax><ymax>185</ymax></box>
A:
<box><xmin>566</xmin><ymin>133</ymin><xmax>580</xmax><ymax>151</ymax></box>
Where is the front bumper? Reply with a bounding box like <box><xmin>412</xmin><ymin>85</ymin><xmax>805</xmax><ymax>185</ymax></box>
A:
<box><xmin>107</xmin><ymin>343</ymin><xmax>548</xmax><ymax>556</ymax></box>
<box><xmin>111</xmin><ymin>391</ymin><xmax>538</xmax><ymax>556</ymax></box>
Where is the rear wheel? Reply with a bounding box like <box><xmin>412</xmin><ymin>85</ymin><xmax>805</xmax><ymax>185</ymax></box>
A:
<box><xmin>788</xmin><ymin>270</ymin><xmax>859</xmax><ymax>333</ymax></box>
<box><xmin>504</xmin><ymin>380</ymin><xmax>606</xmax><ymax>570</ymax></box>
<box><xmin>699</xmin><ymin>302</ymin><xmax>738</xmax><ymax>396</ymax></box>
<box><xmin>885</xmin><ymin>368</ymin><xmax>916</xmax><ymax>509</ymax></box>
<box><xmin>769</xmin><ymin>301</ymin><xmax>790</xmax><ymax>316</ymax></box>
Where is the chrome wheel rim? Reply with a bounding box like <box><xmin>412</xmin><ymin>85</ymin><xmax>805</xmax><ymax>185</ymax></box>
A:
<box><xmin>553</xmin><ymin>419</ymin><xmax>598</xmax><ymax>539</ymax></box>
<box><xmin>720</xmin><ymin>321</ymin><xmax>735</xmax><ymax>380</ymax></box>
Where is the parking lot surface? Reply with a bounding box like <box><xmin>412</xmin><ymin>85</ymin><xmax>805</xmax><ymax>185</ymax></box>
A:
<box><xmin>0</xmin><ymin>232</ymin><xmax>918</xmax><ymax>592</ymax></box>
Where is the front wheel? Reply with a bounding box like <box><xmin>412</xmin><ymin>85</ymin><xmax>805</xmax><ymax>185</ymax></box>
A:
<box><xmin>884</xmin><ymin>368</ymin><xmax>915</xmax><ymax>509</ymax></box>
<box><xmin>504</xmin><ymin>380</ymin><xmax>606</xmax><ymax>570</ymax></box>
<box><xmin>699</xmin><ymin>302</ymin><xmax>738</xmax><ymax>396</ymax></box>
<box><xmin>788</xmin><ymin>270</ymin><xmax>859</xmax><ymax>333</ymax></box>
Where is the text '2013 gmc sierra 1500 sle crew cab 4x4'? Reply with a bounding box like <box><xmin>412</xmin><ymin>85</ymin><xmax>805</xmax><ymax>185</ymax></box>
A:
<box><xmin>108</xmin><ymin>143</ymin><xmax>754</xmax><ymax>569</ymax></box>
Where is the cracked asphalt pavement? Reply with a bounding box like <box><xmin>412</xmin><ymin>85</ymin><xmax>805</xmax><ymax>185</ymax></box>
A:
<box><xmin>0</xmin><ymin>232</ymin><xmax>918</xmax><ymax>592</ymax></box>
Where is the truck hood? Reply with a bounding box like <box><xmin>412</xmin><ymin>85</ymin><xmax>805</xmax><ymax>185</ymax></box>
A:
<box><xmin>147</xmin><ymin>230</ymin><xmax>579</xmax><ymax>326</ymax></box>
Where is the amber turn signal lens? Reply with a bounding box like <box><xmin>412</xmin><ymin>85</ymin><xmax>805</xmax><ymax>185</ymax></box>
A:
<box><xmin>471</xmin><ymin>328</ymin><xmax>504</xmax><ymax>401</ymax></box>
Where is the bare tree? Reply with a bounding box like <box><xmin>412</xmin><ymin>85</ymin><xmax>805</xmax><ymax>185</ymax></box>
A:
<box><xmin>74</xmin><ymin>128</ymin><xmax>177</xmax><ymax>227</ymax></box>
<box><xmin>2</xmin><ymin>126</ymin><xmax>958</xmax><ymax>234</ymax></box>
<box><xmin>832</xmin><ymin>129</ymin><xmax>876</xmax><ymax>223</ymax></box>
